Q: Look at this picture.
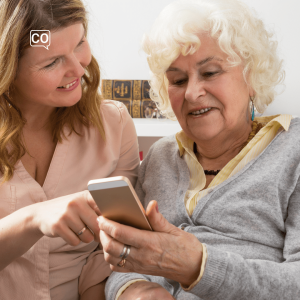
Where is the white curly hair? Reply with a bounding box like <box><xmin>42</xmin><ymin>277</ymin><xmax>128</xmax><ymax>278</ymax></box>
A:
<box><xmin>142</xmin><ymin>0</ymin><xmax>284</xmax><ymax>119</ymax></box>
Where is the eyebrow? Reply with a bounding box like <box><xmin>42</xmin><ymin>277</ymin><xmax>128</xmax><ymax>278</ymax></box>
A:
<box><xmin>38</xmin><ymin>30</ymin><xmax>85</xmax><ymax>65</ymax></box>
<box><xmin>166</xmin><ymin>56</ymin><xmax>223</xmax><ymax>72</ymax></box>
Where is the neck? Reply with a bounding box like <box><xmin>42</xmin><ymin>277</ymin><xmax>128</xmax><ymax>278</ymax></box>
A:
<box><xmin>10</xmin><ymin>92</ymin><xmax>55</xmax><ymax>132</ymax></box>
<box><xmin>195</xmin><ymin>121</ymin><xmax>252</xmax><ymax>170</ymax></box>
<box><xmin>22</xmin><ymin>105</ymin><xmax>55</xmax><ymax>132</ymax></box>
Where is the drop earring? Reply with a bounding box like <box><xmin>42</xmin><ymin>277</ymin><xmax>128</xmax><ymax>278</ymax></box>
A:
<box><xmin>250</xmin><ymin>97</ymin><xmax>255</xmax><ymax>121</ymax></box>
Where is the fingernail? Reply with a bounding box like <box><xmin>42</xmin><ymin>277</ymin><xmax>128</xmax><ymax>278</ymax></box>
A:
<box><xmin>156</xmin><ymin>204</ymin><xmax>159</xmax><ymax>213</ymax></box>
<box><xmin>97</xmin><ymin>217</ymin><xmax>101</xmax><ymax>224</ymax></box>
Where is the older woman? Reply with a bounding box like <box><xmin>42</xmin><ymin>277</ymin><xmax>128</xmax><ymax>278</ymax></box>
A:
<box><xmin>99</xmin><ymin>0</ymin><xmax>300</xmax><ymax>299</ymax></box>
<box><xmin>0</xmin><ymin>0</ymin><xmax>139</xmax><ymax>299</ymax></box>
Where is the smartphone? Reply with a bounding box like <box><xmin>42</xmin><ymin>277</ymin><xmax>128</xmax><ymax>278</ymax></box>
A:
<box><xmin>88</xmin><ymin>176</ymin><xmax>152</xmax><ymax>231</ymax></box>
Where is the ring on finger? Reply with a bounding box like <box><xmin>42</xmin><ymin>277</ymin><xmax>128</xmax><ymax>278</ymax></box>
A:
<box><xmin>119</xmin><ymin>244</ymin><xmax>131</xmax><ymax>259</ymax></box>
<box><xmin>123</xmin><ymin>245</ymin><xmax>131</xmax><ymax>259</ymax></box>
<box><xmin>119</xmin><ymin>244</ymin><xmax>128</xmax><ymax>258</ymax></box>
<box><xmin>117</xmin><ymin>259</ymin><xmax>126</xmax><ymax>268</ymax></box>
<box><xmin>117</xmin><ymin>245</ymin><xmax>131</xmax><ymax>268</ymax></box>
<box><xmin>77</xmin><ymin>226</ymin><xmax>87</xmax><ymax>236</ymax></box>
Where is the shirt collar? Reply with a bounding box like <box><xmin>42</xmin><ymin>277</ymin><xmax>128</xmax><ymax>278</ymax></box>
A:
<box><xmin>255</xmin><ymin>114</ymin><xmax>292</xmax><ymax>132</ymax></box>
<box><xmin>176</xmin><ymin>114</ymin><xmax>292</xmax><ymax>157</ymax></box>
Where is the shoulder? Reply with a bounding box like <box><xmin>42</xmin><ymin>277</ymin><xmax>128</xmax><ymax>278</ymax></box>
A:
<box><xmin>286</xmin><ymin>117</ymin><xmax>300</xmax><ymax>133</ymax></box>
<box><xmin>259</xmin><ymin>117</ymin><xmax>300</xmax><ymax>168</ymax></box>
<box><xmin>100</xmin><ymin>99</ymin><xmax>131</xmax><ymax>128</ymax></box>
<box><xmin>100</xmin><ymin>99</ymin><xmax>128</xmax><ymax>119</ymax></box>
<box><xmin>277</xmin><ymin>117</ymin><xmax>300</xmax><ymax>147</ymax></box>
<box><xmin>141</xmin><ymin>134</ymin><xmax>180</xmax><ymax>173</ymax></box>
<box><xmin>148</xmin><ymin>135</ymin><xmax>178</xmax><ymax>157</ymax></box>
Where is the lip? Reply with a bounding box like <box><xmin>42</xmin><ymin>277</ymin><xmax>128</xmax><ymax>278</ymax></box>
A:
<box><xmin>56</xmin><ymin>78</ymin><xmax>80</xmax><ymax>92</ymax></box>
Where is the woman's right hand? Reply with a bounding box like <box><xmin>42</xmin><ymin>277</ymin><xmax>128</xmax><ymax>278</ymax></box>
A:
<box><xmin>119</xmin><ymin>281</ymin><xmax>175</xmax><ymax>300</ymax></box>
<box><xmin>32</xmin><ymin>190</ymin><xmax>101</xmax><ymax>245</ymax></box>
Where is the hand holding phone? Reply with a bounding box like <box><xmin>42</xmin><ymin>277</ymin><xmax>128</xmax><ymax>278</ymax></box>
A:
<box><xmin>88</xmin><ymin>176</ymin><xmax>152</xmax><ymax>231</ymax></box>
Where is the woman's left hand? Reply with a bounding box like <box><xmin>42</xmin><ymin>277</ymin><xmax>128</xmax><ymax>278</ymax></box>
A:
<box><xmin>98</xmin><ymin>200</ymin><xmax>203</xmax><ymax>287</ymax></box>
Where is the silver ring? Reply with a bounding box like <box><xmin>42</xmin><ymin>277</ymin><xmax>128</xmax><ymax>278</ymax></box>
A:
<box><xmin>77</xmin><ymin>226</ymin><xmax>87</xmax><ymax>236</ymax></box>
<box><xmin>123</xmin><ymin>245</ymin><xmax>131</xmax><ymax>259</ymax></box>
<box><xmin>119</xmin><ymin>245</ymin><xmax>128</xmax><ymax>258</ymax></box>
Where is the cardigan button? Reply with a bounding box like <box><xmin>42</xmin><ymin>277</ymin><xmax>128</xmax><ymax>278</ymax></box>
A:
<box><xmin>181</xmin><ymin>225</ymin><xmax>185</xmax><ymax>230</ymax></box>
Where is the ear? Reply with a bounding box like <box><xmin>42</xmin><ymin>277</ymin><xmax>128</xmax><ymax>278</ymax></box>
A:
<box><xmin>244</xmin><ymin>69</ymin><xmax>255</xmax><ymax>98</ymax></box>
<box><xmin>249</xmin><ymin>85</ymin><xmax>255</xmax><ymax>98</ymax></box>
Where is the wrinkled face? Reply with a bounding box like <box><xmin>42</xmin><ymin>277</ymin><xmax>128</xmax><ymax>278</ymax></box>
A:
<box><xmin>166</xmin><ymin>34</ymin><xmax>254</xmax><ymax>143</ymax></box>
<box><xmin>12</xmin><ymin>22</ymin><xmax>91</xmax><ymax>109</ymax></box>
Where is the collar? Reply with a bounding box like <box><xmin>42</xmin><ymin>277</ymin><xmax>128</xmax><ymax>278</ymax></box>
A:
<box><xmin>176</xmin><ymin>114</ymin><xmax>292</xmax><ymax>157</ymax></box>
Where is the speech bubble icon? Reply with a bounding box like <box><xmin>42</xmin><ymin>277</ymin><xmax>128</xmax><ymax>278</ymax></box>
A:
<box><xmin>30</xmin><ymin>30</ymin><xmax>51</xmax><ymax>50</ymax></box>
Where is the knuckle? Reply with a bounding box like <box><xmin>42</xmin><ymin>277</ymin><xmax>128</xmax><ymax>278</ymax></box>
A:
<box><xmin>51</xmin><ymin>222</ymin><xmax>63</xmax><ymax>235</ymax></box>
<box><xmin>103</xmin><ymin>238</ymin><xmax>114</xmax><ymax>253</ymax></box>
<box><xmin>103</xmin><ymin>252</ymin><xmax>110</xmax><ymax>262</ymax></box>
<box><xmin>112</xmin><ymin>227</ymin><xmax>122</xmax><ymax>240</ymax></box>
<box><xmin>103</xmin><ymin>252</ymin><xmax>114</xmax><ymax>264</ymax></box>
<box><xmin>66</xmin><ymin>199</ymin><xmax>79</xmax><ymax>210</ymax></box>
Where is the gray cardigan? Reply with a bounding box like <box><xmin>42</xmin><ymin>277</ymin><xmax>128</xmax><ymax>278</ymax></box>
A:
<box><xmin>106</xmin><ymin>118</ymin><xmax>300</xmax><ymax>300</ymax></box>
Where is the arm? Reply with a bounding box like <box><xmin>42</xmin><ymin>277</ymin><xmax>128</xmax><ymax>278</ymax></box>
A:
<box><xmin>184</xmin><ymin>182</ymin><xmax>300</xmax><ymax>300</ymax></box>
<box><xmin>0</xmin><ymin>190</ymin><xmax>100</xmax><ymax>271</ymax></box>
<box><xmin>119</xmin><ymin>281</ymin><xmax>176</xmax><ymax>300</ymax></box>
<box><xmin>0</xmin><ymin>204</ymin><xmax>43</xmax><ymax>271</ymax></box>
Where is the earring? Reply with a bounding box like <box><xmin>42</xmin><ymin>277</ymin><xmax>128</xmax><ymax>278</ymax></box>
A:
<box><xmin>250</xmin><ymin>97</ymin><xmax>255</xmax><ymax>121</ymax></box>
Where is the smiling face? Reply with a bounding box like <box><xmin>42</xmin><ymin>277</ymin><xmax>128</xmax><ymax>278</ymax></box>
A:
<box><xmin>166</xmin><ymin>34</ymin><xmax>254</xmax><ymax>144</ymax></box>
<box><xmin>11</xmin><ymin>22</ymin><xmax>91</xmax><ymax>111</ymax></box>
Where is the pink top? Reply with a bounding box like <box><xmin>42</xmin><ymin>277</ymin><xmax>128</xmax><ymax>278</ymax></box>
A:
<box><xmin>0</xmin><ymin>100</ymin><xmax>140</xmax><ymax>300</ymax></box>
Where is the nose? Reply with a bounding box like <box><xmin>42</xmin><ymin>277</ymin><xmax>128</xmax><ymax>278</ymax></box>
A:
<box><xmin>64</xmin><ymin>50</ymin><xmax>91</xmax><ymax>78</ymax></box>
<box><xmin>185</xmin><ymin>77</ymin><xmax>206</xmax><ymax>103</ymax></box>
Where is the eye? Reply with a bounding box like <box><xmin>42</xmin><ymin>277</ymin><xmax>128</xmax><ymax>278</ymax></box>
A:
<box><xmin>172</xmin><ymin>78</ymin><xmax>187</xmax><ymax>86</ymax></box>
<box><xmin>202</xmin><ymin>71</ymin><xmax>218</xmax><ymax>78</ymax></box>
<box><xmin>77</xmin><ymin>39</ymin><xmax>85</xmax><ymax>47</ymax></box>
<box><xmin>45</xmin><ymin>58</ymin><xmax>58</xmax><ymax>69</ymax></box>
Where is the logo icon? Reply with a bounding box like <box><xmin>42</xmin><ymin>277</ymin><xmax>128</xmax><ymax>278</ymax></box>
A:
<box><xmin>30</xmin><ymin>30</ymin><xmax>51</xmax><ymax>50</ymax></box>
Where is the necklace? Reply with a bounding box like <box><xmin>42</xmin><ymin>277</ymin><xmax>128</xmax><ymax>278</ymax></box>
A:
<box><xmin>204</xmin><ymin>169</ymin><xmax>220</xmax><ymax>176</ymax></box>
<box><xmin>194</xmin><ymin>121</ymin><xmax>263</xmax><ymax>176</ymax></box>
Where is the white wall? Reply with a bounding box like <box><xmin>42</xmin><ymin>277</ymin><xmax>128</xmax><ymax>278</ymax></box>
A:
<box><xmin>84</xmin><ymin>0</ymin><xmax>300</xmax><ymax>116</ymax></box>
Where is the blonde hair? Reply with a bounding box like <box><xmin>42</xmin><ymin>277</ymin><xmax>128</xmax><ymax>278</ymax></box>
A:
<box><xmin>0</xmin><ymin>0</ymin><xmax>105</xmax><ymax>182</ymax></box>
<box><xmin>142</xmin><ymin>0</ymin><xmax>284</xmax><ymax>119</ymax></box>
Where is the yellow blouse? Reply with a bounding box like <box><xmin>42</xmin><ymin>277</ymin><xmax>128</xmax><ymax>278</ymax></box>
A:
<box><xmin>176</xmin><ymin>114</ymin><xmax>292</xmax><ymax>216</ymax></box>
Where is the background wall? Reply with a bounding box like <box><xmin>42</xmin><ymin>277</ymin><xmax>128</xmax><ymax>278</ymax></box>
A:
<box><xmin>84</xmin><ymin>0</ymin><xmax>300</xmax><ymax>116</ymax></box>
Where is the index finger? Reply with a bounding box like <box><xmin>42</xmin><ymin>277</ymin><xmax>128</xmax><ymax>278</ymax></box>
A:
<box><xmin>98</xmin><ymin>215</ymin><xmax>149</xmax><ymax>248</ymax></box>
<box><xmin>79</xmin><ymin>191</ymin><xmax>101</xmax><ymax>241</ymax></box>
<box><xmin>86</xmin><ymin>191</ymin><xmax>102</xmax><ymax>216</ymax></box>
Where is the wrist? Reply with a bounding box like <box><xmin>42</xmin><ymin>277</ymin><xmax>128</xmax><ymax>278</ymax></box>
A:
<box><xmin>179</xmin><ymin>240</ymin><xmax>203</xmax><ymax>287</ymax></box>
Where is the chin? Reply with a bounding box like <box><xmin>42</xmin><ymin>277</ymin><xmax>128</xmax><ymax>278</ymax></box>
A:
<box><xmin>66</xmin><ymin>98</ymin><xmax>82</xmax><ymax>107</ymax></box>
<box><xmin>61</xmin><ymin>93</ymin><xmax>82</xmax><ymax>107</ymax></box>
<box><xmin>190</xmin><ymin>127</ymin><xmax>222</xmax><ymax>142</ymax></box>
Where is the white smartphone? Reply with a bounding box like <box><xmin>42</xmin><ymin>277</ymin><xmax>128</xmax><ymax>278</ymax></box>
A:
<box><xmin>88</xmin><ymin>176</ymin><xmax>152</xmax><ymax>231</ymax></box>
